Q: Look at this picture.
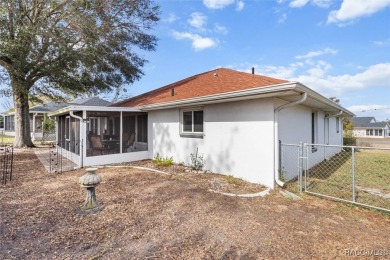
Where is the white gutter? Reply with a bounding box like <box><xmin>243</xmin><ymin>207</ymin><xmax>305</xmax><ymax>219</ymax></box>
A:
<box><xmin>326</xmin><ymin>110</ymin><xmax>343</xmax><ymax>118</ymax></box>
<box><xmin>274</xmin><ymin>92</ymin><xmax>307</xmax><ymax>187</ymax></box>
<box><xmin>139</xmin><ymin>82</ymin><xmax>297</xmax><ymax>110</ymax></box>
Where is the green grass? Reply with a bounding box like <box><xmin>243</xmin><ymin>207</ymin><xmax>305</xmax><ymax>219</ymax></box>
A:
<box><xmin>287</xmin><ymin>149</ymin><xmax>390</xmax><ymax>210</ymax></box>
<box><xmin>0</xmin><ymin>134</ymin><xmax>14</xmax><ymax>145</ymax></box>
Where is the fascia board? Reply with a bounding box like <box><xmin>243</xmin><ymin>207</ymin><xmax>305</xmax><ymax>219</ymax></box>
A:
<box><xmin>139</xmin><ymin>82</ymin><xmax>298</xmax><ymax>111</ymax></box>
<box><xmin>295</xmin><ymin>83</ymin><xmax>355</xmax><ymax>117</ymax></box>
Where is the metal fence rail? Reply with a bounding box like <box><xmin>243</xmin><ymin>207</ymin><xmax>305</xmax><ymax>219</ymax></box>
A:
<box><xmin>1</xmin><ymin>146</ymin><xmax>14</xmax><ymax>185</ymax></box>
<box><xmin>49</xmin><ymin>140</ymin><xmax>82</xmax><ymax>174</ymax></box>
<box><xmin>281</xmin><ymin>143</ymin><xmax>390</xmax><ymax>213</ymax></box>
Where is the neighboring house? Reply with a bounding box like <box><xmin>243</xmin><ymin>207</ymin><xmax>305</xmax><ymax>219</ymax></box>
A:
<box><xmin>349</xmin><ymin>117</ymin><xmax>389</xmax><ymax>138</ymax></box>
<box><xmin>49</xmin><ymin>68</ymin><xmax>354</xmax><ymax>188</ymax></box>
<box><xmin>3</xmin><ymin>97</ymin><xmax>110</xmax><ymax>141</ymax></box>
<box><xmin>0</xmin><ymin>114</ymin><xmax>4</xmax><ymax>130</ymax></box>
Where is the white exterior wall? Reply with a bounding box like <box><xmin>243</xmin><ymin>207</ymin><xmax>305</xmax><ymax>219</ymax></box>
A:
<box><xmin>148</xmin><ymin>99</ymin><xmax>276</xmax><ymax>188</ymax></box>
<box><xmin>352</xmin><ymin>129</ymin><xmax>366</xmax><ymax>138</ymax></box>
<box><xmin>278</xmin><ymin>102</ymin><xmax>343</xmax><ymax>180</ymax></box>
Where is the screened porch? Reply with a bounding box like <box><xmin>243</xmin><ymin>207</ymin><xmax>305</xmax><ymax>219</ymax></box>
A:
<box><xmin>53</xmin><ymin>106</ymin><xmax>149</xmax><ymax>167</ymax></box>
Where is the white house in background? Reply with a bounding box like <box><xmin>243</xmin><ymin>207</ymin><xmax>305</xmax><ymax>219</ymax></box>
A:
<box><xmin>49</xmin><ymin>68</ymin><xmax>354</xmax><ymax>188</ymax></box>
<box><xmin>3</xmin><ymin>97</ymin><xmax>110</xmax><ymax>141</ymax></box>
<box><xmin>349</xmin><ymin>117</ymin><xmax>389</xmax><ymax>138</ymax></box>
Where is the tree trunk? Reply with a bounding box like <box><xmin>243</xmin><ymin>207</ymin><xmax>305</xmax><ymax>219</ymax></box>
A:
<box><xmin>12</xmin><ymin>75</ymin><xmax>34</xmax><ymax>148</ymax></box>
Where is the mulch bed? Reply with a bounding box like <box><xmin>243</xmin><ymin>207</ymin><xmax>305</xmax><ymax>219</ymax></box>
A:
<box><xmin>1</xmin><ymin>150</ymin><xmax>389</xmax><ymax>259</ymax></box>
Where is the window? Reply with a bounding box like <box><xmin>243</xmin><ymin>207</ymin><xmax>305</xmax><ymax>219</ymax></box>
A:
<box><xmin>181</xmin><ymin>109</ymin><xmax>204</xmax><ymax>136</ymax></box>
<box><xmin>366</xmin><ymin>129</ymin><xmax>383</xmax><ymax>137</ymax></box>
<box><xmin>311</xmin><ymin>112</ymin><xmax>317</xmax><ymax>152</ymax></box>
<box><xmin>336</xmin><ymin>117</ymin><xmax>340</xmax><ymax>133</ymax></box>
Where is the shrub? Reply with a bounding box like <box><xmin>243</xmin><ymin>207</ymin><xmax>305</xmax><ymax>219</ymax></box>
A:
<box><xmin>343</xmin><ymin>135</ymin><xmax>356</xmax><ymax>146</ymax></box>
<box><xmin>153</xmin><ymin>153</ymin><xmax>174</xmax><ymax>166</ymax></box>
<box><xmin>190</xmin><ymin>147</ymin><xmax>205</xmax><ymax>171</ymax></box>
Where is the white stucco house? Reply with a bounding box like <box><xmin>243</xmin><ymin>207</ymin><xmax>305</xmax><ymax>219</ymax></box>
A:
<box><xmin>49</xmin><ymin>68</ymin><xmax>354</xmax><ymax>188</ymax></box>
<box><xmin>349</xmin><ymin>117</ymin><xmax>389</xmax><ymax>138</ymax></box>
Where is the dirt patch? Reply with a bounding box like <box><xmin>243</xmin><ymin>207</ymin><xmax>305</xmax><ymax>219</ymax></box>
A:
<box><xmin>1</xmin><ymin>150</ymin><xmax>390</xmax><ymax>259</ymax></box>
<box><xmin>110</xmin><ymin>159</ymin><xmax>266</xmax><ymax>194</ymax></box>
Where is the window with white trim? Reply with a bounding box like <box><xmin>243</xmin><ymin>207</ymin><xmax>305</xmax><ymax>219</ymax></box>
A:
<box><xmin>311</xmin><ymin>112</ymin><xmax>317</xmax><ymax>152</ymax></box>
<box><xmin>181</xmin><ymin>109</ymin><xmax>204</xmax><ymax>136</ymax></box>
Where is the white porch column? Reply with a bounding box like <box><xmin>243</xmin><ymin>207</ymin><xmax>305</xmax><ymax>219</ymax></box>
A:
<box><xmin>81</xmin><ymin>110</ymin><xmax>87</xmax><ymax>167</ymax></box>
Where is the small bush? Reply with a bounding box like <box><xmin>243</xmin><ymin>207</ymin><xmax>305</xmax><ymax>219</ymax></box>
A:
<box><xmin>343</xmin><ymin>135</ymin><xmax>356</xmax><ymax>146</ymax></box>
<box><xmin>153</xmin><ymin>153</ymin><xmax>174</xmax><ymax>166</ymax></box>
<box><xmin>190</xmin><ymin>147</ymin><xmax>205</xmax><ymax>171</ymax></box>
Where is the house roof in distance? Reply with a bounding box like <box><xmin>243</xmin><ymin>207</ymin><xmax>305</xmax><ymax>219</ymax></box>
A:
<box><xmin>112</xmin><ymin>68</ymin><xmax>288</xmax><ymax>107</ymax></box>
<box><xmin>71</xmin><ymin>97</ymin><xmax>111</xmax><ymax>107</ymax></box>
<box><xmin>350</xmin><ymin>117</ymin><xmax>388</xmax><ymax>128</ymax></box>
<box><xmin>27</xmin><ymin>97</ymin><xmax>111</xmax><ymax>114</ymax></box>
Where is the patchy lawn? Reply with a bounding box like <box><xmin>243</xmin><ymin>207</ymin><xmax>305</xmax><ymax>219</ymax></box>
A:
<box><xmin>286</xmin><ymin>149</ymin><xmax>390</xmax><ymax>210</ymax></box>
<box><xmin>1</xmin><ymin>150</ymin><xmax>389</xmax><ymax>259</ymax></box>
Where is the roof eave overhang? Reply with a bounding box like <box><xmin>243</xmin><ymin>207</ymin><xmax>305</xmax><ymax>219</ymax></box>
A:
<box><xmin>138</xmin><ymin>81</ymin><xmax>355</xmax><ymax>117</ymax></box>
<box><xmin>48</xmin><ymin>105</ymin><xmax>143</xmax><ymax>117</ymax></box>
<box><xmin>295</xmin><ymin>83</ymin><xmax>355</xmax><ymax>117</ymax></box>
<box><xmin>139</xmin><ymin>82</ymin><xmax>298</xmax><ymax>111</ymax></box>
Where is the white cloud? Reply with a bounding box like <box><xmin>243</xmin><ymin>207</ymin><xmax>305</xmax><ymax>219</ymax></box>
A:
<box><xmin>312</xmin><ymin>0</ymin><xmax>332</xmax><ymax>8</ymax></box>
<box><xmin>164</xmin><ymin>13</ymin><xmax>179</xmax><ymax>23</ymax></box>
<box><xmin>277</xmin><ymin>13</ymin><xmax>287</xmax><ymax>23</ymax></box>
<box><xmin>214</xmin><ymin>23</ymin><xmax>228</xmax><ymax>34</ymax></box>
<box><xmin>276</xmin><ymin>0</ymin><xmax>284</xmax><ymax>3</ymax></box>
<box><xmin>291</xmin><ymin>63</ymin><xmax>390</xmax><ymax>96</ymax></box>
<box><xmin>203</xmin><ymin>0</ymin><xmax>235</xmax><ymax>9</ymax></box>
<box><xmin>347</xmin><ymin>104</ymin><xmax>390</xmax><ymax>113</ymax></box>
<box><xmin>188</xmin><ymin>12</ymin><xmax>207</xmax><ymax>30</ymax></box>
<box><xmin>373</xmin><ymin>38</ymin><xmax>390</xmax><ymax>46</ymax></box>
<box><xmin>289</xmin><ymin>0</ymin><xmax>310</xmax><ymax>8</ymax></box>
<box><xmin>236</xmin><ymin>1</ymin><xmax>245</xmax><ymax>11</ymax></box>
<box><xmin>295</xmin><ymin>48</ymin><xmax>337</xmax><ymax>60</ymax></box>
<box><xmin>327</xmin><ymin>0</ymin><xmax>390</xmax><ymax>25</ymax></box>
<box><xmin>171</xmin><ymin>31</ymin><xmax>218</xmax><ymax>51</ymax></box>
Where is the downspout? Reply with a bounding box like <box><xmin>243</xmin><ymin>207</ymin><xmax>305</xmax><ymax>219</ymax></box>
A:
<box><xmin>274</xmin><ymin>92</ymin><xmax>307</xmax><ymax>187</ymax></box>
<box><xmin>70</xmin><ymin>111</ymin><xmax>85</xmax><ymax>167</ymax></box>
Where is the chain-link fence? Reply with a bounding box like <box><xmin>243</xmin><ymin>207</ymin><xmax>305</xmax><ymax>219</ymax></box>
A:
<box><xmin>281</xmin><ymin>143</ymin><xmax>390</xmax><ymax>212</ymax></box>
<box><xmin>280</xmin><ymin>143</ymin><xmax>302</xmax><ymax>190</ymax></box>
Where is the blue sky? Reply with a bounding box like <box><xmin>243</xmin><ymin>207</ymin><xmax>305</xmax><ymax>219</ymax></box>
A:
<box><xmin>1</xmin><ymin>0</ymin><xmax>390</xmax><ymax>120</ymax></box>
<box><xmin>129</xmin><ymin>0</ymin><xmax>390</xmax><ymax>121</ymax></box>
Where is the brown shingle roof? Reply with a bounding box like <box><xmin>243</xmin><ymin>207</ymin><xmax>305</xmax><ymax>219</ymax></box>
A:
<box><xmin>112</xmin><ymin>68</ymin><xmax>289</xmax><ymax>107</ymax></box>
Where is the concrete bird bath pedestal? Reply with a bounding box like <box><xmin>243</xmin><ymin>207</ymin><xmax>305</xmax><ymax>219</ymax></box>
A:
<box><xmin>78</xmin><ymin>168</ymin><xmax>104</xmax><ymax>214</ymax></box>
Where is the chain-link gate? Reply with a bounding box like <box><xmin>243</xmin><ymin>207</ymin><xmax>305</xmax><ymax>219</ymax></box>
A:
<box><xmin>1</xmin><ymin>146</ymin><xmax>14</xmax><ymax>185</ymax></box>
<box><xmin>281</xmin><ymin>143</ymin><xmax>390</xmax><ymax>213</ymax></box>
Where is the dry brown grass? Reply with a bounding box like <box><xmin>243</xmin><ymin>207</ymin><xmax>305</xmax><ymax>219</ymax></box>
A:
<box><xmin>1</xmin><ymin>150</ymin><xmax>389</xmax><ymax>259</ymax></box>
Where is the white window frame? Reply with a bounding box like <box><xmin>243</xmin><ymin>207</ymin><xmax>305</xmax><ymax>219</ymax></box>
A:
<box><xmin>179</xmin><ymin>107</ymin><xmax>204</xmax><ymax>137</ymax></box>
<box><xmin>311</xmin><ymin>112</ymin><xmax>318</xmax><ymax>152</ymax></box>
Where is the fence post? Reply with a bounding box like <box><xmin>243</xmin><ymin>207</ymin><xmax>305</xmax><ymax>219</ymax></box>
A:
<box><xmin>299</xmin><ymin>142</ymin><xmax>303</xmax><ymax>193</ymax></box>
<box><xmin>352</xmin><ymin>146</ymin><xmax>355</xmax><ymax>202</ymax></box>
<box><xmin>304</xmin><ymin>144</ymin><xmax>309</xmax><ymax>192</ymax></box>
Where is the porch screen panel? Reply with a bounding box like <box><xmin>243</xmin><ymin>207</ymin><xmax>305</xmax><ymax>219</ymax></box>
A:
<box><xmin>137</xmin><ymin>114</ymin><xmax>148</xmax><ymax>143</ymax></box>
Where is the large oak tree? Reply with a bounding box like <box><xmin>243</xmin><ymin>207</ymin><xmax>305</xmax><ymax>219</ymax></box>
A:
<box><xmin>0</xmin><ymin>0</ymin><xmax>159</xmax><ymax>147</ymax></box>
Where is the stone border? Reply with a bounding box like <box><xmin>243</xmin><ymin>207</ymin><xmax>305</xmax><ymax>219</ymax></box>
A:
<box><xmin>208</xmin><ymin>188</ymin><xmax>271</xmax><ymax>198</ymax></box>
<box><xmin>96</xmin><ymin>165</ymin><xmax>271</xmax><ymax>198</ymax></box>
